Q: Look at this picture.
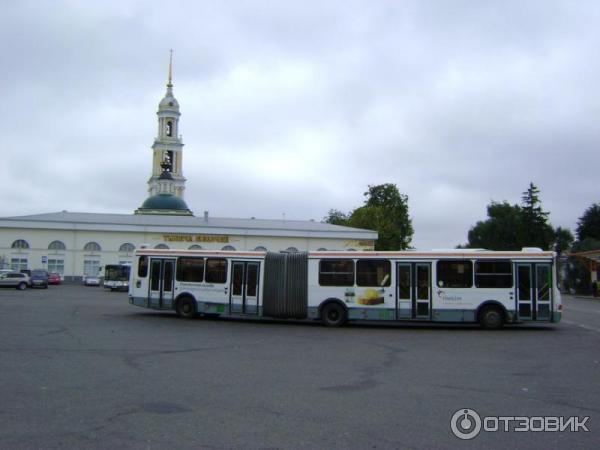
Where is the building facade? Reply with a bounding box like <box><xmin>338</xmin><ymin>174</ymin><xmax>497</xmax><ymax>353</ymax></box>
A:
<box><xmin>0</xmin><ymin>212</ymin><xmax>376</xmax><ymax>281</ymax></box>
<box><xmin>0</xmin><ymin>57</ymin><xmax>376</xmax><ymax>280</ymax></box>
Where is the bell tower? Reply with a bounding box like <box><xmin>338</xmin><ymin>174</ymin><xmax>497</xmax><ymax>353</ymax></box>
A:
<box><xmin>147</xmin><ymin>50</ymin><xmax>186</xmax><ymax>198</ymax></box>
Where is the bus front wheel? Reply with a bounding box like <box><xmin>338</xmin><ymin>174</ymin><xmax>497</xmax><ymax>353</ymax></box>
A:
<box><xmin>176</xmin><ymin>297</ymin><xmax>196</xmax><ymax>319</ymax></box>
<box><xmin>479</xmin><ymin>306</ymin><xmax>504</xmax><ymax>330</ymax></box>
<box><xmin>321</xmin><ymin>302</ymin><xmax>347</xmax><ymax>327</ymax></box>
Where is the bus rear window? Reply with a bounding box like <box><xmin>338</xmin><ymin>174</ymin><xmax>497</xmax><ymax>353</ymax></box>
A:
<box><xmin>475</xmin><ymin>260</ymin><xmax>513</xmax><ymax>288</ymax></box>
<box><xmin>436</xmin><ymin>260</ymin><xmax>472</xmax><ymax>288</ymax></box>
<box><xmin>138</xmin><ymin>256</ymin><xmax>148</xmax><ymax>277</ymax></box>
<box><xmin>206</xmin><ymin>258</ymin><xmax>227</xmax><ymax>284</ymax></box>
<box><xmin>356</xmin><ymin>259</ymin><xmax>391</xmax><ymax>287</ymax></box>
<box><xmin>177</xmin><ymin>257</ymin><xmax>205</xmax><ymax>282</ymax></box>
<box><xmin>319</xmin><ymin>259</ymin><xmax>354</xmax><ymax>286</ymax></box>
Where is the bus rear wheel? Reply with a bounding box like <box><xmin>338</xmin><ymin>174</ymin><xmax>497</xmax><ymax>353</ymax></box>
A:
<box><xmin>321</xmin><ymin>302</ymin><xmax>347</xmax><ymax>327</ymax></box>
<box><xmin>176</xmin><ymin>297</ymin><xmax>196</xmax><ymax>319</ymax></box>
<box><xmin>479</xmin><ymin>306</ymin><xmax>504</xmax><ymax>330</ymax></box>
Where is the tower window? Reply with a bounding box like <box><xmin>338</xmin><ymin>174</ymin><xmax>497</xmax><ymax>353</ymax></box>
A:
<box><xmin>166</xmin><ymin>121</ymin><xmax>173</xmax><ymax>137</ymax></box>
<box><xmin>167</xmin><ymin>151</ymin><xmax>174</xmax><ymax>171</ymax></box>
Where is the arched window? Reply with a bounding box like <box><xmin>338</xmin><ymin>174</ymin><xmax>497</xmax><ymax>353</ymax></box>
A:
<box><xmin>11</xmin><ymin>239</ymin><xmax>30</xmax><ymax>250</ymax></box>
<box><xmin>84</xmin><ymin>242</ymin><xmax>101</xmax><ymax>252</ymax></box>
<box><xmin>166</xmin><ymin>121</ymin><xmax>173</xmax><ymax>137</ymax></box>
<box><xmin>154</xmin><ymin>243</ymin><xmax>169</xmax><ymax>249</ymax></box>
<box><xmin>119</xmin><ymin>243</ymin><xmax>135</xmax><ymax>253</ymax></box>
<box><xmin>188</xmin><ymin>244</ymin><xmax>202</xmax><ymax>250</ymax></box>
<box><xmin>221</xmin><ymin>245</ymin><xmax>236</xmax><ymax>251</ymax></box>
<box><xmin>253</xmin><ymin>246</ymin><xmax>267</xmax><ymax>251</ymax></box>
<box><xmin>48</xmin><ymin>240</ymin><xmax>66</xmax><ymax>251</ymax></box>
<box><xmin>285</xmin><ymin>247</ymin><xmax>299</xmax><ymax>253</ymax></box>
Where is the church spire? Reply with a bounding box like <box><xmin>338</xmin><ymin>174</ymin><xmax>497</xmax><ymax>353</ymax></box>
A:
<box><xmin>146</xmin><ymin>50</ymin><xmax>186</xmax><ymax>200</ymax></box>
<box><xmin>167</xmin><ymin>49</ymin><xmax>173</xmax><ymax>88</ymax></box>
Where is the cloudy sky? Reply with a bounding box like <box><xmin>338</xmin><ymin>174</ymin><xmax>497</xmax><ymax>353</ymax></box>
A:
<box><xmin>1</xmin><ymin>0</ymin><xmax>598</xmax><ymax>249</ymax></box>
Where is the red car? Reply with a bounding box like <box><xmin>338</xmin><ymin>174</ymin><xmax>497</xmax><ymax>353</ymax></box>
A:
<box><xmin>48</xmin><ymin>273</ymin><xmax>61</xmax><ymax>285</ymax></box>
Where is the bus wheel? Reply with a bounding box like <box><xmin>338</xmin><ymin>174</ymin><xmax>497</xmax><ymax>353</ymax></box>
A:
<box><xmin>321</xmin><ymin>302</ymin><xmax>347</xmax><ymax>327</ymax></box>
<box><xmin>176</xmin><ymin>297</ymin><xmax>196</xmax><ymax>319</ymax></box>
<box><xmin>479</xmin><ymin>306</ymin><xmax>504</xmax><ymax>330</ymax></box>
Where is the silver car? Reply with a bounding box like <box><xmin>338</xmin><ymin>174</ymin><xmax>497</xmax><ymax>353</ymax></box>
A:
<box><xmin>0</xmin><ymin>272</ymin><xmax>31</xmax><ymax>290</ymax></box>
<box><xmin>83</xmin><ymin>276</ymin><xmax>101</xmax><ymax>287</ymax></box>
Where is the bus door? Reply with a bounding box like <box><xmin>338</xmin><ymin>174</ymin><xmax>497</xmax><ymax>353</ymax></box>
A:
<box><xmin>230</xmin><ymin>261</ymin><xmax>260</xmax><ymax>315</ymax></box>
<box><xmin>516</xmin><ymin>263</ymin><xmax>552</xmax><ymax>322</ymax></box>
<box><xmin>148</xmin><ymin>258</ymin><xmax>175</xmax><ymax>309</ymax></box>
<box><xmin>396</xmin><ymin>262</ymin><xmax>431</xmax><ymax>320</ymax></box>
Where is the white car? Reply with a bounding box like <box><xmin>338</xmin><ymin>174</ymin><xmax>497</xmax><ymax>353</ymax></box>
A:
<box><xmin>83</xmin><ymin>276</ymin><xmax>101</xmax><ymax>287</ymax></box>
<box><xmin>0</xmin><ymin>272</ymin><xmax>31</xmax><ymax>290</ymax></box>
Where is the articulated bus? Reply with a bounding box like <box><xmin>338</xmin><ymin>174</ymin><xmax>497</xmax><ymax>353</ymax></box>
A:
<box><xmin>128</xmin><ymin>248</ymin><xmax>561</xmax><ymax>329</ymax></box>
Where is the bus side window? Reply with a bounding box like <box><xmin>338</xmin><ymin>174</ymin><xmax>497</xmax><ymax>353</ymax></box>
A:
<box><xmin>206</xmin><ymin>258</ymin><xmax>227</xmax><ymax>283</ymax></box>
<box><xmin>177</xmin><ymin>257</ymin><xmax>204</xmax><ymax>282</ymax></box>
<box><xmin>138</xmin><ymin>256</ymin><xmax>148</xmax><ymax>278</ymax></box>
<box><xmin>319</xmin><ymin>259</ymin><xmax>354</xmax><ymax>286</ymax></box>
<box><xmin>356</xmin><ymin>259</ymin><xmax>391</xmax><ymax>287</ymax></box>
<box><xmin>436</xmin><ymin>260</ymin><xmax>472</xmax><ymax>288</ymax></box>
<box><xmin>475</xmin><ymin>260</ymin><xmax>512</xmax><ymax>288</ymax></box>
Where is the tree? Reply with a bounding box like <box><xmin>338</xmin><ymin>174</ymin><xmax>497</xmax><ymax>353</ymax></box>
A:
<box><xmin>352</xmin><ymin>184</ymin><xmax>413</xmax><ymax>250</ymax></box>
<box><xmin>566</xmin><ymin>237</ymin><xmax>600</xmax><ymax>294</ymax></box>
<box><xmin>323</xmin><ymin>209</ymin><xmax>349</xmax><ymax>226</ymax></box>
<box><xmin>576</xmin><ymin>203</ymin><xmax>600</xmax><ymax>241</ymax></box>
<box><xmin>465</xmin><ymin>183</ymin><xmax>561</xmax><ymax>251</ymax></box>
<box><xmin>566</xmin><ymin>204</ymin><xmax>600</xmax><ymax>294</ymax></box>
<box><xmin>467</xmin><ymin>202</ymin><xmax>522</xmax><ymax>250</ymax></box>
<box><xmin>553</xmin><ymin>227</ymin><xmax>574</xmax><ymax>256</ymax></box>
<box><xmin>324</xmin><ymin>183</ymin><xmax>413</xmax><ymax>250</ymax></box>
<box><xmin>519</xmin><ymin>182</ymin><xmax>555</xmax><ymax>250</ymax></box>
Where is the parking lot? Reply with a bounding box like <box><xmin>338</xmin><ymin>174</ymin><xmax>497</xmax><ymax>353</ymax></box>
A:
<box><xmin>0</xmin><ymin>285</ymin><xmax>598</xmax><ymax>449</ymax></box>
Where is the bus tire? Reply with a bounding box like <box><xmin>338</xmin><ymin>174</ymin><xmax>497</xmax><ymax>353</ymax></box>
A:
<box><xmin>176</xmin><ymin>296</ymin><xmax>196</xmax><ymax>319</ymax></box>
<box><xmin>321</xmin><ymin>302</ymin><xmax>347</xmax><ymax>327</ymax></box>
<box><xmin>479</xmin><ymin>306</ymin><xmax>504</xmax><ymax>330</ymax></box>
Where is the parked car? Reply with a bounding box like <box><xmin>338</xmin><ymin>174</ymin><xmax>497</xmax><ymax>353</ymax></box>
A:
<box><xmin>0</xmin><ymin>272</ymin><xmax>30</xmax><ymax>290</ymax></box>
<box><xmin>30</xmin><ymin>269</ymin><xmax>49</xmax><ymax>289</ymax></box>
<box><xmin>83</xmin><ymin>276</ymin><xmax>101</xmax><ymax>287</ymax></box>
<box><xmin>20</xmin><ymin>269</ymin><xmax>32</xmax><ymax>277</ymax></box>
<box><xmin>48</xmin><ymin>273</ymin><xmax>62</xmax><ymax>285</ymax></box>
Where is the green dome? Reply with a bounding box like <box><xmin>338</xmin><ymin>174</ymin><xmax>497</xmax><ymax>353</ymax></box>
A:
<box><xmin>136</xmin><ymin>194</ymin><xmax>193</xmax><ymax>216</ymax></box>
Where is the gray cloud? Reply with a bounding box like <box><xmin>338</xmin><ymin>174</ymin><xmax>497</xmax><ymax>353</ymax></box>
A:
<box><xmin>1</xmin><ymin>0</ymin><xmax>599</xmax><ymax>249</ymax></box>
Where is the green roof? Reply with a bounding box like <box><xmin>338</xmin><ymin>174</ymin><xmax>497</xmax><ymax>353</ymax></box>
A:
<box><xmin>135</xmin><ymin>194</ymin><xmax>193</xmax><ymax>216</ymax></box>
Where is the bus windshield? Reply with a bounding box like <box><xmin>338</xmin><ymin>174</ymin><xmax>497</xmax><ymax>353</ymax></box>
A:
<box><xmin>105</xmin><ymin>265</ymin><xmax>130</xmax><ymax>282</ymax></box>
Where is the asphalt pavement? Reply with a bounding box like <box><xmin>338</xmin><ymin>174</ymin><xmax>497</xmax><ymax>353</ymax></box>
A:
<box><xmin>0</xmin><ymin>285</ymin><xmax>598</xmax><ymax>449</ymax></box>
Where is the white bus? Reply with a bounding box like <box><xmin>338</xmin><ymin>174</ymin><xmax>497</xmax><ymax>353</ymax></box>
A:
<box><xmin>127</xmin><ymin>248</ymin><xmax>562</xmax><ymax>329</ymax></box>
<box><xmin>103</xmin><ymin>264</ymin><xmax>131</xmax><ymax>291</ymax></box>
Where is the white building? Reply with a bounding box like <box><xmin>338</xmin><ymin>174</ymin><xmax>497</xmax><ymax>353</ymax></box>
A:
<box><xmin>0</xmin><ymin>58</ymin><xmax>376</xmax><ymax>280</ymax></box>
